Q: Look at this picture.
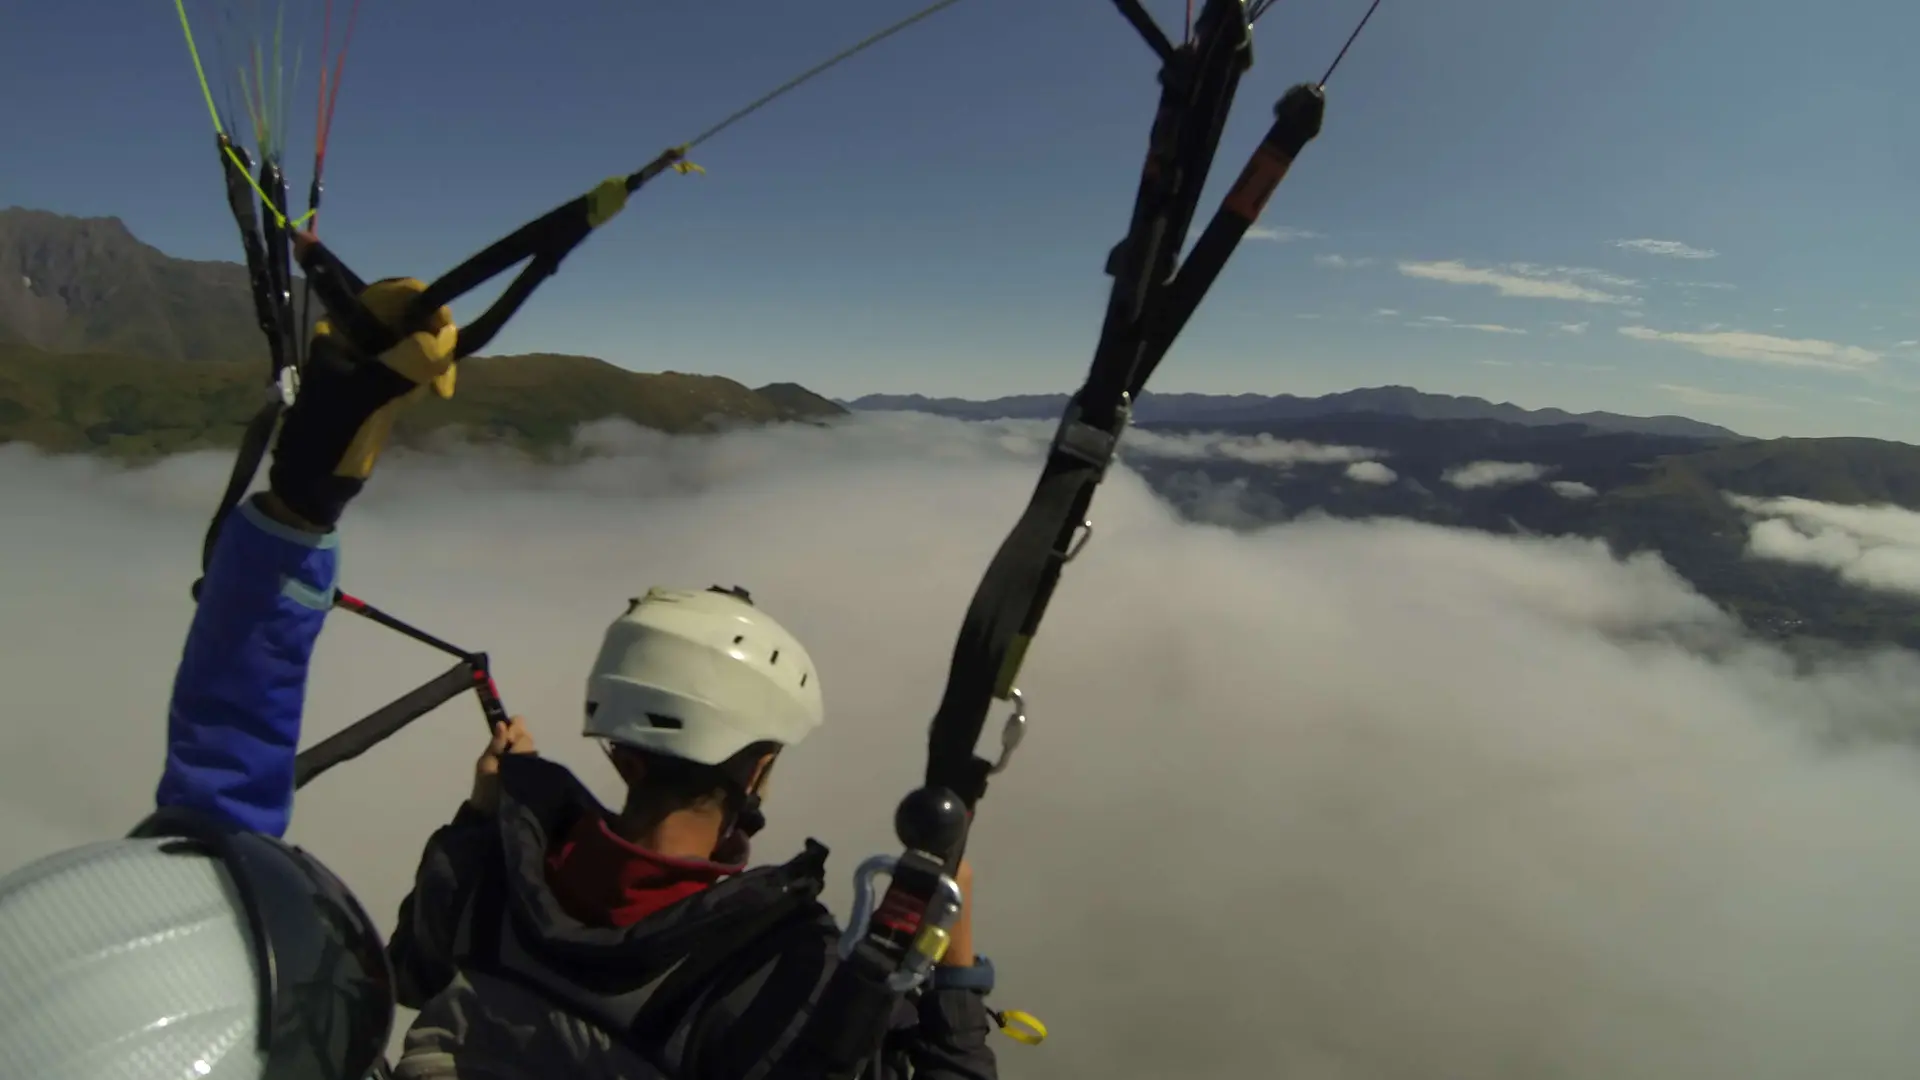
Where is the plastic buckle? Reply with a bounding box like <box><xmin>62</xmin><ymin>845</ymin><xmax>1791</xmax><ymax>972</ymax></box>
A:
<box><xmin>1047</xmin><ymin>391</ymin><xmax>1133</xmax><ymax>480</ymax></box>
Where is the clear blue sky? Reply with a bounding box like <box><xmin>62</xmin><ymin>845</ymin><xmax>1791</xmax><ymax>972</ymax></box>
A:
<box><xmin>3</xmin><ymin>0</ymin><xmax>1917</xmax><ymax>439</ymax></box>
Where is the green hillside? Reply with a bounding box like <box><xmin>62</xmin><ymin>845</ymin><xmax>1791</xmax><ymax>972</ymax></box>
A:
<box><xmin>0</xmin><ymin>343</ymin><xmax>845</xmax><ymax>460</ymax></box>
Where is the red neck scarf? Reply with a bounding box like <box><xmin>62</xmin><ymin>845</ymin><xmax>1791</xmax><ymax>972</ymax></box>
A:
<box><xmin>545</xmin><ymin>813</ymin><xmax>745</xmax><ymax>928</ymax></box>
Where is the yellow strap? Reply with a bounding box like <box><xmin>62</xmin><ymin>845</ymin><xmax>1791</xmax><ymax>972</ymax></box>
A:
<box><xmin>584</xmin><ymin>177</ymin><xmax>630</xmax><ymax>229</ymax></box>
<box><xmin>994</xmin><ymin>1009</ymin><xmax>1048</xmax><ymax>1046</ymax></box>
<box><xmin>670</xmin><ymin>145</ymin><xmax>706</xmax><ymax>176</ymax></box>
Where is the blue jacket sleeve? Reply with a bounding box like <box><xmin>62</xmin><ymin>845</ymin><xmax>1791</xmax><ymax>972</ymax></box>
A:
<box><xmin>155</xmin><ymin>496</ymin><xmax>340</xmax><ymax>838</ymax></box>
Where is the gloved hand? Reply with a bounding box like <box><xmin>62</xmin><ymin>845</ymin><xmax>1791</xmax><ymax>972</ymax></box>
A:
<box><xmin>268</xmin><ymin>258</ymin><xmax>459</xmax><ymax>530</ymax></box>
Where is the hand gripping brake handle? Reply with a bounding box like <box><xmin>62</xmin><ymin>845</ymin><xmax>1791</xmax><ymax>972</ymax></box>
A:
<box><xmin>839</xmin><ymin>849</ymin><xmax>966</xmax><ymax>993</ymax></box>
<box><xmin>838</xmin><ymin>787</ymin><xmax>970</xmax><ymax>987</ymax></box>
<box><xmin>793</xmin><ymin>787</ymin><xmax>972</xmax><ymax>1074</ymax></box>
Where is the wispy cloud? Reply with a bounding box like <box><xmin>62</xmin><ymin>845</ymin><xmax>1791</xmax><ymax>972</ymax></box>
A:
<box><xmin>1249</xmin><ymin>226</ymin><xmax>1321</xmax><ymax>242</ymax></box>
<box><xmin>1622</xmin><ymin>327</ymin><xmax>1881</xmax><ymax>371</ymax></box>
<box><xmin>1124</xmin><ymin>430</ymin><xmax>1384</xmax><ymax>467</ymax></box>
<box><xmin>1611</xmin><ymin>238</ymin><xmax>1719</xmax><ymax>260</ymax></box>
<box><xmin>1554</xmin><ymin>322</ymin><xmax>1589</xmax><ymax>335</ymax></box>
<box><xmin>1373</xmin><ymin>308</ymin><xmax>1400</xmax><ymax>317</ymax></box>
<box><xmin>1315</xmin><ymin>253</ymin><xmax>1374</xmax><ymax>268</ymax></box>
<box><xmin>1419</xmin><ymin>315</ymin><xmax>1454</xmax><ymax>323</ymax></box>
<box><xmin>1461</xmin><ymin>323</ymin><xmax>1527</xmax><ymax>335</ymax></box>
<box><xmin>1672</xmin><ymin>280</ymin><xmax>1737</xmax><ymax>290</ymax></box>
<box><xmin>1345</xmin><ymin>461</ymin><xmax>1397</xmax><ymax>485</ymax></box>
<box><xmin>1443</xmin><ymin>461</ymin><xmax>1552</xmax><ymax>490</ymax></box>
<box><xmin>1895</xmin><ymin>340</ymin><xmax>1919</xmax><ymax>349</ymax></box>
<box><xmin>1550</xmin><ymin>481</ymin><xmax>1599</xmax><ymax>500</ymax></box>
<box><xmin>1731</xmin><ymin>495</ymin><xmax>1920</xmax><ymax>599</ymax></box>
<box><xmin>1654</xmin><ymin>383</ymin><xmax>1790</xmax><ymax>411</ymax></box>
<box><xmin>1398</xmin><ymin>260</ymin><xmax>1634</xmax><ymax>304</ymax></box>
<box><xmin>1509</xmin><ymin>263</ymin><xmax>1641</xmax><ymax>290</ymax></box>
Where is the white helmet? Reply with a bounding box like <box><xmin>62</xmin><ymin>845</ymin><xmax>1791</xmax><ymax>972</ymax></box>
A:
<box><xmin>584</xmin><ymin>586</ymin><xmax>825</xmax><ymax>765</ymax></box>
<box><xmin>0</xmin><ymin>816</ymin><xmax>393</xmax><ymax>1080</ymax></box>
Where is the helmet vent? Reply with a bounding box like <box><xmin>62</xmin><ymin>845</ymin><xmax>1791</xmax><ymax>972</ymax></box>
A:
<box><xmin>770</xmin><ymin>649</ymin><xmax>781</xmax><ymax>664</ymax></box>
<box><xmin>645</xmin><ymin>712</ymin><xmax>685</xmax><ymax>730</ymax></box>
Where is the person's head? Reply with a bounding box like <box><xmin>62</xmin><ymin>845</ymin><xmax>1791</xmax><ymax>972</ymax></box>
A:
<box><xmin>583</xmin><ymin>585</ymin><xmax>824</xmax><ymax>859</ymax></box>
<box><xmin>0</xmin><ymin>808</ymin><xmax>393</xmax><ymax>1079</ymax></box>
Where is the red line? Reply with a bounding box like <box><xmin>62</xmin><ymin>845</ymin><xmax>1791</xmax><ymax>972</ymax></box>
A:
<box><xmin>316</xmin><ymin>0</ymin><xmax>364</xmax><ymax>164</ymax></box>
<box><xmin>315</xmin><ymin>0</ymin><xmax>335</xmax><ymax>164</ymax></box>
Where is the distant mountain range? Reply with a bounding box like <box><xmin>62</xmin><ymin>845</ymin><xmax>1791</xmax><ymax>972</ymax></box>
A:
<box><xmin>844</xmin><ymin>388</ymin><xmax>1742</xmax><ymax>441</ymax></box>
<box><xmin>0</xmin><ymin>207</ymin><xmax>270</xmax><ymax>363</ymax></box>
<box><xmin>9</xmin><ymin>205</ymin><xmax>1920</xmax><ymax>651</ymax></box>
<box><xmin>1124</xmin><ymin>412</ymin><xmax>1920</xmax><ymax>650</ymax></box>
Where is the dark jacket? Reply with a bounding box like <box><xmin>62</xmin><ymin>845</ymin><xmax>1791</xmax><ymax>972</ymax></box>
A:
<box><xmin>387</xmin><ymin>754</ymin><xmax>999</xmax><ymax>1080</ymax></box>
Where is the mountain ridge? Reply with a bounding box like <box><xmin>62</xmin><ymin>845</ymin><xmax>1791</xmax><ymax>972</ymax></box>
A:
<box><xmin>844</xmin><ymin>387</ymin><xmax>1743</xmax><ymax>440</ymax></box>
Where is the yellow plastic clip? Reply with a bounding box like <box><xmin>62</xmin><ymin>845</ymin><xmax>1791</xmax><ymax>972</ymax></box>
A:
<box><xmin>991</xmin><ymin>1009</ymin><xmax>1048</xmax><ymax>1046</ymax></box>
<box><xmin>667</xmin><ymin>144</ymin><xmax>706</xmax><ymax>176</ymax></box>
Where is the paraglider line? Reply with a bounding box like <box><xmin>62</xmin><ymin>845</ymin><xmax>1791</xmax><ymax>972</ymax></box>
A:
<box><xmin>1318</xmin><ymin>0</ymin><xmax>1383</xmax><ymax>88</ymax></box>
<box><xmin>333</xmin><ymin>592</ymin><xmax>477</xmax><ymax>663</ymax></box>
<box><xmin>680</xmin><ymin>0</ymin><xmax>971</xmax><ymax>152</ymax></box>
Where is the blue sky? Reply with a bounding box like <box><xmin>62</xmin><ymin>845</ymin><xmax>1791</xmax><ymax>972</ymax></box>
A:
<box><xmin>3</xmin><ymin>0</ymin><xmax>1917</xmax><ymax>440</ymax></box>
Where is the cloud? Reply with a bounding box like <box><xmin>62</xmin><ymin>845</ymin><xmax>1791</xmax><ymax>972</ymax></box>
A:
<box><xmin>1655</xmin><ymin>383</ymin><xmax>1789</xmax><ymax>412</ymax></box>
<box><xmin>1121</xmin><ymin>429</ymin><xmax>1384</xmax><ymax>467</ymax></box>
<box><xmin>1731</xmin><ymin>495</ymin><xmax>1920</xmax><ymax>599</ymax></box>
<box><xmin>1374</xmin><ymin>308</ymin><xmax>1400</xmax><ymax>317</ymax></box>
<box><xmin>1554</xmin><ymin>322</ymin><xmax>1590</xmax><ymax>335</ymax></box>
<box><xmin>1316</xmin><ymin>253</ymin><xmax>1374</xmax><ymax>269</ymax></box>
<box><xmin>1461</xmin><ymin>323</ymin><xmax>1527</xmax><ymax>335</ymax></box>
<box><xmin>1249</xmin><ymin>226</ymin><xmax>1321</xmax><ymax>242</ymax></box>
<box><xmin>1420</xmin><ymin>315</ymin><xmax>1454</xmax><ymax>323</ymax></box>
<box><xmin>1896</xmin><ymin>341</ymin><xmax>1919</xmax><ymax>349</ymax></box>
<box><xmin>1345</xmin><ymin>460</ymin><xmax>1397</xmax><ymax>485</ymax></box>
<box><xmin>1443</xmin><ymin>460</ymin><xmax>1553</xmax><ymax>489</ymax></box>
<box><xmin>1673</xmin><ymin>281</ymin><xmax>1738</xmax><ymax>290</ymax></box>
<box><xmin>1398</xmin><ymin>260</ymin><xmax>1635</xmax><ymax>304</ymax></box>
<box><xmin>1611</xmin><ymin>238</ymin><xmax>1719</xmax><ymax>260</ymax></box>
<box><xmin>1508</xmin><ymin>263</ymin><xmax>1642</xmax><ymax>290</ymax></box>
<box><xmin>1551</xmin><ymin>480</ymin><xmax>1599</xmax><ymax>500</ymax></box>
<box><xmin>13</xmin><ymin>423</ymin><xmax>1920</xmax><ymax>1078</ymax></box>
<box><xmin>1622</xmin><ymin>328</ymin><xmax>1882</xmax><ymax>372</ymax></box>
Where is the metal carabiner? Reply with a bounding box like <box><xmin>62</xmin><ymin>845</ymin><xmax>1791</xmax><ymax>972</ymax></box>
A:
<box><xmin>840</xmin><ymin>854</ymin><xmax>900</xmax><ymax>960</ymax></box>
<box><xmin>990</xmin><ymin>688</ymin><xmax>1028</xmax><ymax>775</ymax></box>
<box><xmin>1059</xmin><ymin>519</ymin><xmax>1094</xmax><ymax>564</ymax></box>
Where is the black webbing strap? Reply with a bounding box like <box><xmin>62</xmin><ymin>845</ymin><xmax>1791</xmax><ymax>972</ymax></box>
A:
<box><xmin>923</xmin><ymin>0</ymin><xmax>1258</xmax><ymax>816</ymax></box>
<box><xmin>292</xmin><ymin>660</ymin><xmax>477</xmax><ymax>789</ymax></box>
<box><xmin>200</xmin><ymin>136</ymin><xmax>301</xmax><ymax>578</ymax></box>
<box><xmin>299</xmin><ymin>149</ymin><xmax>687</xmax><ymax>363</ymax></box>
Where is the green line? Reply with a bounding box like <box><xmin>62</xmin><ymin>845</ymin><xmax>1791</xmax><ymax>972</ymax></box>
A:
<box><xmin>173</xmin><ymin>0</ymin><xmax>313</xmax><ymax>228</ymax></box>
<box><xmin>173</xmin><ymin>0</ymin><xmax>229</xmax><ymax>137</ymax></box>
<box><xmin>271</xmin><ymin>2</ymin><xmax>286</xmax><ymax>160</ymax></box>
<box><xmin>251</xmin><ymin>42</ymin><xmax>269</xmax><ymax>155</ymax></box>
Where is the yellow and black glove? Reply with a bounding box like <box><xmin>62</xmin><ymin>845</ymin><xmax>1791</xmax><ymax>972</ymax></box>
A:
<box><xmin>267</xmin><ymin>277</ymin><xmax>458</xmax><ymax>529</ymax></box>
